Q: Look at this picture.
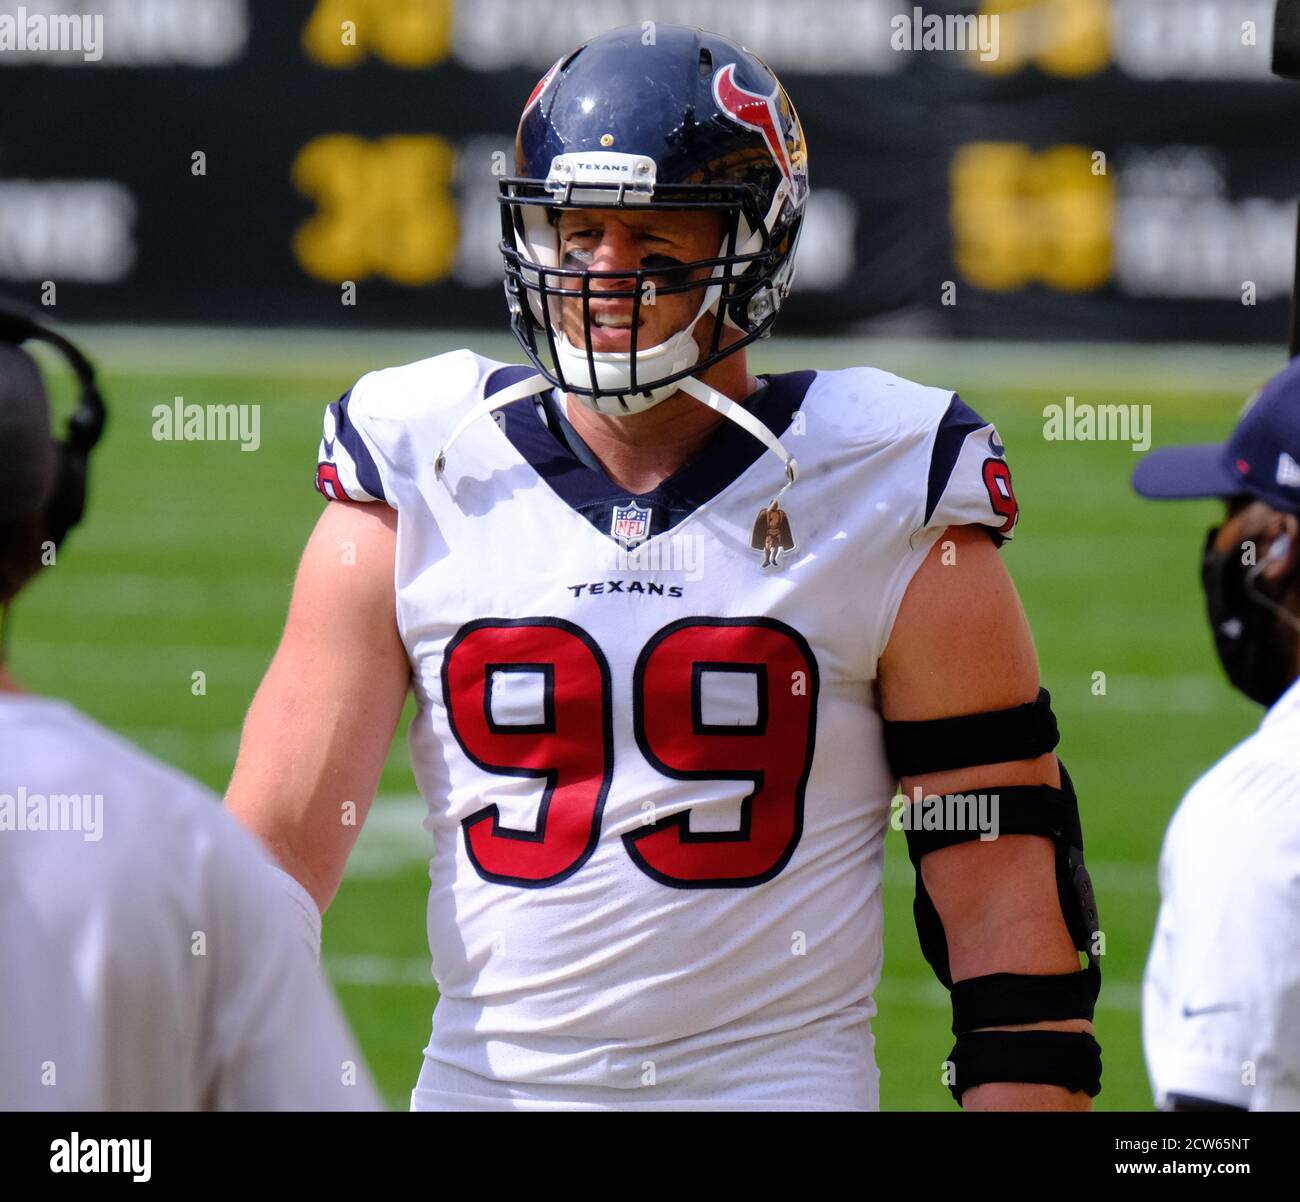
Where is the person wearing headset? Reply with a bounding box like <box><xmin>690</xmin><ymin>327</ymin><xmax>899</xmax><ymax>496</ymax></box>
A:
<box><xmin>1133</xmin><ymin>355</ymin><xmax>1300</xmax><ymax>1111</ymax></box>
<box><xmin>0</xmin><ymin>310</ymin><xmax>380</xmax><ymax>1110</ymax></box>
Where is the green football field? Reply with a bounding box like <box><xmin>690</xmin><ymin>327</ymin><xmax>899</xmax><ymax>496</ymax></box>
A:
<box><xmin>13</xmin><ymin>329</ymin><xmax>1275</xmax><ymax>1110</ymax></box>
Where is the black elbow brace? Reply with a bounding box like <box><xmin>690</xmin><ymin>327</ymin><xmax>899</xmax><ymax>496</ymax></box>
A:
<box><xmin>883</xmin><ymin>688</ymin><xmax>1102</xmax><ymax>1104</ymax></box>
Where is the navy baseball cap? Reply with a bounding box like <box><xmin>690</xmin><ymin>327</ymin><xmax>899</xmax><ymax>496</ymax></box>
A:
<box><xmin>1133</xmin><ymin>355</ymin><xmax>1300</xmax><ymax>514</ymax></box>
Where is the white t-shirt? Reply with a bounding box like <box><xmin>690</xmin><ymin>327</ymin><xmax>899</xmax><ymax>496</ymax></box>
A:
<box><xmin>0</xmin><ymin>692</ymin><xmax>380</xmax><ymax>1111</ymax></box>
<box><xmin>1143</xmin><ymin>678</ymin><xmax>1300</xmax><ymax>1110</ymax></box>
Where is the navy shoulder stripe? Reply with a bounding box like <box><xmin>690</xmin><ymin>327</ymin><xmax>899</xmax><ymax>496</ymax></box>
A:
<box><xmin>924</xmin><ymin>393</ymin><xmax>988</xmax><ymax>526</ymax></box>
<box><xmin>328</xmin><ymin>389</ymin><xmax>386</xmax><ymax>503</ymax></box>
<box><xmin>484</xmin><ymin>363</ymin><xmax>541</xmax><ymax>399</ymax></box>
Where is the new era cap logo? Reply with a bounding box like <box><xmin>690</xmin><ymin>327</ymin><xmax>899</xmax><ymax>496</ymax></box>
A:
<box><xmin>1278</xmin><ymin>453</ymin><xmax>1300</xmax><ymax>488</ymax></box>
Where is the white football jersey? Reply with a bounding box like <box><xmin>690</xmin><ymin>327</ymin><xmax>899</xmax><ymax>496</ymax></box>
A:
<box><xmin>0</xmin><ymin>693</ymin><xmax>380</xmax><ymax>1111</ymax></box>
<box><xmin>1143</xmin><ymin>678</ymin><xmax>1300</xmax><ymax>1111</ymax></box>
<box><xmin>317</xmin><ymin>350</ymin><xmax>1019</xmax><ymax>1110</ymax></box>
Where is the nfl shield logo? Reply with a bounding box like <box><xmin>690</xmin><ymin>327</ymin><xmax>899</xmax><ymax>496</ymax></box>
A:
<box><xmin>611</xmin><ymin>502</ymin><xmax>652</xmax><ymax>546</ymax></box>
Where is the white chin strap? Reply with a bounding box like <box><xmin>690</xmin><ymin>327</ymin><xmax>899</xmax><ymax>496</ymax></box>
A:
<box><xmin>552</xmin><ymin>330</ymin><xmax>699</xmax><ymax>414</ymax></box>
<box><xmin>677</xmin><ymin>376</ymin><xmax>798</xmax><ymax>502</ymax></box>
<box><xmin>433</xmin><ymin>372</ymin><xmax>550</xmax><ymax>477</ymax></box>
<box><xmin>434</xmin><ymin>371</ymin><xmax>798</xmax><ymax>506</ymax></box>
<box><xmin>551</xmin><ymin>303</ymin><xmax>711</xmax><ymax>415</ymax></box>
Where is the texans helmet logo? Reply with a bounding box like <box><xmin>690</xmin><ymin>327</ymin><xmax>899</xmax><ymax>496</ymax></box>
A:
<box><xmin>713</xmin><ymin>62</ymin><xmax>797</xmax><ymax>186</ymax></box>
<box><xmin>523</xmin><ymin>57</ymin><xmax>563</xmax><ymax>117</ymax></box>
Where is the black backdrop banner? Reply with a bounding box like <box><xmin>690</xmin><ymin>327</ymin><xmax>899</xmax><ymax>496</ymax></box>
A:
<box><xmin>1</xmin><ymin>0</ymin><xmax>1297</xmax><ymax>342</ymax></box>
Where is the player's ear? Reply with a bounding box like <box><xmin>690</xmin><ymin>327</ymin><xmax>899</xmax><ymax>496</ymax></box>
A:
<box><xmin>1259</xmin><ymin>512</ymin><xmax>1300</xmax><ymax>584</ymax></box>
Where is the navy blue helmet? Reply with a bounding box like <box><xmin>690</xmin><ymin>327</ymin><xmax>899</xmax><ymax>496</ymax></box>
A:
<box><xmin>499</xmin><ymin>24</ymin><xmax>810</xmax><ymax>413</ymax></box>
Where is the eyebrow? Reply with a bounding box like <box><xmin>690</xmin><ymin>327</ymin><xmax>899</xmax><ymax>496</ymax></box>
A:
<box><xmin>556</xmin><ymin>216</ymin><xmax>683</xmax><ymax>240</ymax></box>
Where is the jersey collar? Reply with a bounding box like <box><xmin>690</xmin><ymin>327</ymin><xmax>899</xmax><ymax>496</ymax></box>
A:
<box><xmin>487</xmin><ymin>365</ymin><xmax>815</xmax><ymax>545</ymax></box>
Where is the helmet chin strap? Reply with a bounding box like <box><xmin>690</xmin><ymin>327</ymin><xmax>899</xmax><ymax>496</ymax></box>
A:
<box><xmin>434</xmin><ymin>370</ymin><xmax>798</xmax><ymax>506</ymax></box>
<box><xmin>434</xmin><ymin>371</ymin><xmax>549</xmax><ymax>478</ymax></box>
<box><xmin>677</xmin><ymin>376</ymin><xmax>798</xmax><ymax>503</ymax></box>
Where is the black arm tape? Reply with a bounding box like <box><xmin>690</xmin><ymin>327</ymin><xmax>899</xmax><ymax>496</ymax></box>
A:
<box><xmin>905</xmin><ymin>763</ymin><xmax>1101</xmax><ymax>989</ymax></box>
<box><xmin>882</xmin><ymin>688</ymin><xmax>1059</xmax><ymax>778</ymax></box>
<box><xmin>951</xmin><ymin>962</ymin><xmax>1100</xmax><ymax>1033</ymax></box>
<box><xmin>901</xmin><ymin>780</ymin><xmax>1081</xmax><ymax>868</ymax></box>
<box><xmin>947</xmin><ymin>1030</ymin><xmax>1102</xmax><ymax>1104</ymax></box>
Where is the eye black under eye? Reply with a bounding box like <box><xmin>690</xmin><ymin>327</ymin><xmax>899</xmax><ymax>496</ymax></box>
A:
<box><xmin>639</xmin><ymin>254</ymin><xmax>692</xmax><ymax>286</ymax></box>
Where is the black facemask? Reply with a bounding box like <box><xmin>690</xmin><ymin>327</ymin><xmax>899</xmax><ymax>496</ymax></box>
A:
<box><xmin>1200</xmin><ymin>526</ymin><xmax>1296</xmax><ymax>708</ymax></box>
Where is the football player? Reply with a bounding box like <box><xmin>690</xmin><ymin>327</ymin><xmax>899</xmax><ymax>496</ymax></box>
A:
<box><xmin>227</xmin><ymin>25</ymin><xmax>1102</xmax><ymax>1110</ymax></box>
<box><xmin>0</xmin><ymin>310</ymin><xmax>379</xmax><ymax>1110</ymax></box>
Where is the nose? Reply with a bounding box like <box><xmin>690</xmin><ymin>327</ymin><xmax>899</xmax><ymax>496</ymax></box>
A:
<box><xmin>587</xmin><ymin>222</ymin><xmax>639</xmax><ymax>290</ymax></box>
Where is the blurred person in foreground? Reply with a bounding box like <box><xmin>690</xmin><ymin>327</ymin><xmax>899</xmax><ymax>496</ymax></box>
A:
<box><xmin>0</xmin><ymin>314</ymin><xmax>379</xmax><ymax>1110</ymax></box>
<box><xmin>1134</xmin><ymin>356</ymin><xmax>1300</xmax><ymax>1110</ymax></box>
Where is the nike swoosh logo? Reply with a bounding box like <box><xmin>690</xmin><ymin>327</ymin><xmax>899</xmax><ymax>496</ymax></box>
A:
<box><xmin>323</xmin><ymin>435</ymin><xmax>335</xmax><ymax>457</ymax></box>
<box><xmin>1182</xmin><ymin>1003</ymin><xmax>1243</xmax><ymax>1019</ymax></box>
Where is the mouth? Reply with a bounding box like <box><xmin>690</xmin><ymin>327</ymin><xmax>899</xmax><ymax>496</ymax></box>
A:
<box><xmin>582</xmin><ymin>308</ymin><xmax>648</xmax><ymax>352</ymax></box>
<box><xmin>592</xmin><ymin>313</ymin><xmax>636</xmax><ymax>329</ymax></box>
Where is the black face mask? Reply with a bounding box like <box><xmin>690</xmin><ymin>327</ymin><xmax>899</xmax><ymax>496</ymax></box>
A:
<box><xmin>1200</xmin><ymin>526</ymin><xmax>1296</xmax><ymax>708</ymax></box>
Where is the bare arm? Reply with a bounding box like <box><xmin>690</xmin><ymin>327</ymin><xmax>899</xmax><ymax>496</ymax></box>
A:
<box><xmin>879</xmin><ymin>524</ymin><xmax>1092</xmax><ymax>1112</ymax></box>
<box><xmin>225</xmin><ymin>499</ymin><xmax>410</xmax><ymax>913</ymax></box>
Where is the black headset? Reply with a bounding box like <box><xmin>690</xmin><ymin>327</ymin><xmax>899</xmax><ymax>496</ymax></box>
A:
<box><xmin>0</xmin><ymin>307</ymin><xmax>106</xmax><ymax>548</ymax></box>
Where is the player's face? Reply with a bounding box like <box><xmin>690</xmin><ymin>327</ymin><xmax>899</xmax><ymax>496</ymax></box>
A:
<box><xmin>1213</xmin><ymin>496</ymin><xmax>1271</xmax><ymax>553</ymax></box>
<box><xmin>552</xmin><ymin>208</ymin><xmax>725</xmax><ymax>354</ymax></box>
